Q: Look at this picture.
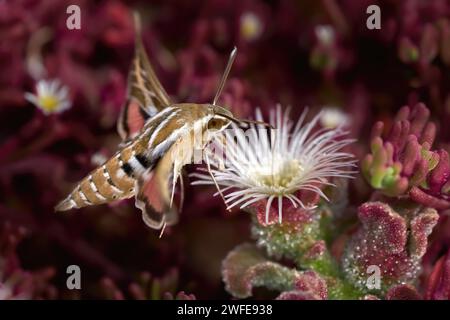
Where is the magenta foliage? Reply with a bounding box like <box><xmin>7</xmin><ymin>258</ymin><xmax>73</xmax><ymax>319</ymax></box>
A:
<box><xmin>0</xmin><ymin>0</ymin><xmax>450</xmax><ymax>300</ymax></box>
<box><xmin>342</xmin><ymin>202</ymin><xmax>438</xmax><ymax>293</ymax></box>
<box><xmin>363</xmin><ymin>103</ymin><xmax>450</xmax><ymax>209</ymax></box>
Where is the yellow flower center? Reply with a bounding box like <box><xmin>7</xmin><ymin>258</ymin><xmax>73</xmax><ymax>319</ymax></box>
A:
<box><xmin>38</xmin><ymin>95</ymin><xmax>60</xmax><ymax>112</ymax></box>
<box><xmin>250</xmin><ymin>159</ymin><xmax>302</xmax><ymax>190</ymax></box>
<box><xmin>240</xmin><ymin>12</ymin><xmax>262</xmax><ymax>41</ymax></box>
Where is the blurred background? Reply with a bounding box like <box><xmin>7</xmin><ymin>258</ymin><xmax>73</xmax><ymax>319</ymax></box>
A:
<box><xmin>0</xmin><ymin>0</ymin><xmax>449</xmax><ymax>299</ymax></box>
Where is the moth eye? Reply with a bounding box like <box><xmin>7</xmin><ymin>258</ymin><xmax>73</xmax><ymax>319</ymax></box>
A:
<box><xmin>207</xmin><ymin>119</ymin><xmax>216</xmax><ymax>130</ymax></box>
<box><xmin>208</xmin><ymin>118</ymin><xmax>226</xmax><ymax>130</ymax></box>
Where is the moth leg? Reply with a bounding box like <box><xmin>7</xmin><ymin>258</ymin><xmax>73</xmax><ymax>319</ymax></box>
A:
<box><xmin>205</xmin><ymin>152</ymin><xmax>229</xmax><ymax>211</ymax></box>
<box><xmin>178</xmin><ymin>172</ymin><xmax>185</xmax><ymax>213</ymax></box>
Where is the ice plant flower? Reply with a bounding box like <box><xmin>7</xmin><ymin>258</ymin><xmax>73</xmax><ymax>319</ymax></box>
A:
<box><xmin>315</xmin><ymin>25</ymin><xmax>335</xmax><ymax>47</ymax></box>
<box><xmin>319</xmin><ymin>106</ymin><xmax>350</xmax><ymax>129</ymax></box>
<box><xmin>192</xmin><ymin>105</ymin><xmax>356</xmax><ymax>224</ymax></box>
<box><xmin>240</xmin><ymin>12</ymin><xmax>263</xmax><ymax>42</ymax></box>
<box><xmin>310</xmin><ymin>24</ymin><xmax>339</xmax><ymax>75</ymax></box>
<box><xmin>24</xmin><ymin>79</ymin><xmax>71</xmax><ymax>115</ymax></box>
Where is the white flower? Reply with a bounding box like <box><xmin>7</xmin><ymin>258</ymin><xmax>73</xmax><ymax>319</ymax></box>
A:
<box><xmin>319</xmin><ymin>106</ymin><xmax>350</xmax><ymax>129</ymax></box>
<box><xmin>0</xmin><ymin>259</ymin><xmax>30</xmax><ymax>300</ymax></box>
<box><xmin>192</xmin><ymin>105</ymin><xmax>356</xmax><ymax>224</ymax></box>
<box><xmin>240</xmin><ymin>12</ymin><xmax>263</xmax><ymax>42</ymax></box>
<box><xmin>315</xmin><ymin>25</ymin><xmax>335</xmax><ymax>46</ymax></box>
<box><xmin>25</xmin><ymin>79</ymin><xmax>71</xmax><ymax>114</ymax></box>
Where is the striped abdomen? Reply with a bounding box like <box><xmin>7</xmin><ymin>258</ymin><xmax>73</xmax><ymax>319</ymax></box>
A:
<box><xmin>55</xmin><ymin>106</ymin><xmax>185</xmax><ymax>211</ymax></box>
<box><xmin>55</xmin><ymin>142</ymin><xmax>153</xmax><ymax>211</ymax></box>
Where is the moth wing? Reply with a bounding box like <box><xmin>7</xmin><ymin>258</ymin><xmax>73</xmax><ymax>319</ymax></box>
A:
<box><xmin>134</xmin><ymin>150</ymin><xmax>180</xmax><ymax>230</ymax></box>
<box><xmin>117</xmin><ymin>98</ymin><xmax>151</xmax><ymax>141</ymax></box>
<box><xmin>117</xmin><ymin>13</ymin><xmax>172</xmax><ymax>141</ymax></box>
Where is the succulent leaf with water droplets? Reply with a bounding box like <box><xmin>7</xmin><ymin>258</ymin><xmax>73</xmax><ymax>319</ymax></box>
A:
<box><xmin>342</xmin><ymin>202</ymin><xmax>438</xmax><ymax>295</ymax></box>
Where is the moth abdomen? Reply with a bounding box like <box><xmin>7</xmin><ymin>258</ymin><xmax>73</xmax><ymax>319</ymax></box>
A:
<box><xmin>55</xmin><ymin>148</ymin><xmax>144</xmax><ymax>211</ymax></box>
<box><xmin>120</xmin><ymin>162</ymin><xmax>134</xmax><ymax>177</ymax></box>
<box><xmin>134</xmin><ymin>153</ymin><xmax>151</xmax><ymax>169</ymax></box>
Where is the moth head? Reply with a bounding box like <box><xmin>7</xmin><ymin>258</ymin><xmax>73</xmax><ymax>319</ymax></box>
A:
<box><xmin>207</xmin><ymin>105</ymin><xmax>234</xmax><ymax>133</ymax></box>
<box><xmin>207</xmin><ymin>104</ymin><xmax>274</xmax><ymax>135</ymax></box>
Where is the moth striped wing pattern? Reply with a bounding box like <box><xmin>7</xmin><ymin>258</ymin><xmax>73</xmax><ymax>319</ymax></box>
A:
<box><xmin>117</xmin><ymin>12</ymin><xmax>172</xmax><ymax>141</ymax></box>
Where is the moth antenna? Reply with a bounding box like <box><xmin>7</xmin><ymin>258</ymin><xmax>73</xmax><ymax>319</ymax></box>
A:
<box><xmin>159</xmin><ymin>221</ymin><xmax>167</xmax><ymax>238</ymax></box>
<box><xmin>213</xmin><ymin>47</ymin><xmax>237</xmax><ymax>105</ymax></box>
<box><xmin>205</xmin><ymin>152</ymin><xmax>230</xmax><ymax>212</ymax></box>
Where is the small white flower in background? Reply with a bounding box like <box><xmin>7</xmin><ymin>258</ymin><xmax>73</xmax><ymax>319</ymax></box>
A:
<box><xmin>192</xmin><ymin>105</ymin><xmax>356</xmax><ymax>224</ymax></box>
<box><xmin>315</xmin><ymin>25</ymin><xmax>335</xmax><ymax>46</ymax></box>
<box><xmin>240</xmin><ymin>12</ymin><xmax>263</xmax><ymax>42</ymax></box>
<box><xmin>25</xmin><ymin>79</ymin><xmax>71</xmax><ymax>115</ymax></box>
<box><xmin>0</xmin><ymin>261</ymin><xmax>31</xmax><ymax>300</ymax></box>
<box><xmin>319</xmin><ymin>106</ymin><xmax>350</xmax><ymax>129</ymax></box>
